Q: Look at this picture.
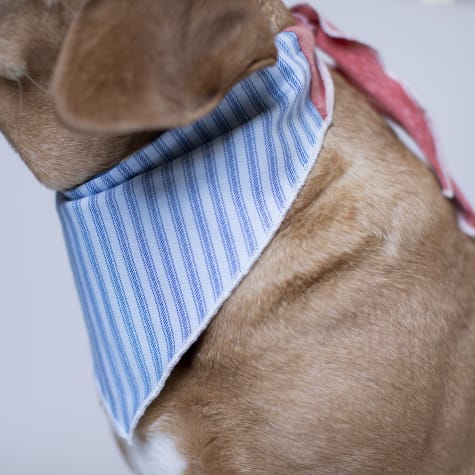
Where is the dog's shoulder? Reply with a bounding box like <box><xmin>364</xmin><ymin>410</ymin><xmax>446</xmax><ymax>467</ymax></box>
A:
<box><xmin>301</xmin><ymin>71</ymin><xmax>464</xmax><ymax>253</ymax></box>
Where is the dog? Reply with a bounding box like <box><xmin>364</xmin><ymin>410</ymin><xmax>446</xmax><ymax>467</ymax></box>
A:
<box><xmin>1</xmin><ymin>1</ymin><xmax>474</xmax><ymax>474</ymax></box>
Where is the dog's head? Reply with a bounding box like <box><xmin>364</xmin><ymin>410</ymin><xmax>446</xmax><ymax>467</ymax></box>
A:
<box><xmin>0</xmin><ymin>0</ymin><xmax>292</xmax><ymax>189</ymax></box>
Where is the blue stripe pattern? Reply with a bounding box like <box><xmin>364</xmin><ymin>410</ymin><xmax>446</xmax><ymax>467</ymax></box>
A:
<box><xmin>57</xmin><ymin>32</ymin><xmax>333</xmax><ymax>439</ymax></box>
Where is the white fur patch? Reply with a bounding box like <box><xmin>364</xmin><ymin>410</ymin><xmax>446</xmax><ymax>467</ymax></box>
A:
<box><xmin>0</xmin><ymin>61</ymin><xmax>26</xmax><ymax>81</ymax></box>
<box><xmin>0</xmin><ymin>39</ymin><xmax>27</xmax><ymax>80</ymax></box>
<box><xmin>128</xmin><ymin>424</ymin><xmax>188</xmax><ymax>475</ymax></box>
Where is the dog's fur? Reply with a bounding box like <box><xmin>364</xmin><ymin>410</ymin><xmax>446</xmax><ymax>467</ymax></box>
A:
<box><xmin>1</xmin><ymin>1</ymin><xmax>474</xmax><ymax>473</ymax></box>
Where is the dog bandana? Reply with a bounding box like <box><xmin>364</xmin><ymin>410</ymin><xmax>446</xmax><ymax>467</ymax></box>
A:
<box><xmin>57</xmin><ymin>4</ymin><xmax>475</xmax><ymax>441</ymax></box>
<box><xmin>57</xmin><ymin>29</ymin><xmax>334</xmax><ymax>440</ymax></box>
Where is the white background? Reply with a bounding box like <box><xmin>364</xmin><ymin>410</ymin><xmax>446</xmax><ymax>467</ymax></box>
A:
<box><xmin>0</xmin><ymin>1</ymin><xmax>474</xmax><ymax>473</ymax></box>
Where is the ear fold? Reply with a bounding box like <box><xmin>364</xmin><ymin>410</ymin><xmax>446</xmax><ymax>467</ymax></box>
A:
<box><xmin>52</xmin><ymin>0</ymin><xmax>278</xmax><ymax>134</ymax></box>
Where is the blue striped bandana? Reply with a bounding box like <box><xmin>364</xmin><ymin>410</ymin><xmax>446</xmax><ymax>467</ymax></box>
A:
<box><xmin>57</xmin><ymin>30</ymin><xmax>334</xmax><ymax>440</ymax></box>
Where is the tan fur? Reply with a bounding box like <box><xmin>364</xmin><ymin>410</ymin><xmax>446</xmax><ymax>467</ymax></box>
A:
<box><xmin>1</xmin><ymin>1</ymin><xmax>474</xmax><ymax>473</ymax></box>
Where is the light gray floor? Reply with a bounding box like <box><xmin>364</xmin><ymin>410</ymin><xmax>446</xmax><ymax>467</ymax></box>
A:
<box><xmin>0</xmin><ymin>1</ymin><xmax>473</xmax><ymax>474</ymax></box>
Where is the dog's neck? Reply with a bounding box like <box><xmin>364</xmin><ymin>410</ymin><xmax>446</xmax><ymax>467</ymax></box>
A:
<box><xmin>0</xmin><ymin>0</ymin><xmax>293</xmax><ymax>191</ymax></box>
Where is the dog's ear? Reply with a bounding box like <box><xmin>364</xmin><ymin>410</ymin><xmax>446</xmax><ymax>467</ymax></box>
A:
<box><xmin>52</xmin><ymin>0</ymin><xmax>278</xmax><ymax>134</ymax></box>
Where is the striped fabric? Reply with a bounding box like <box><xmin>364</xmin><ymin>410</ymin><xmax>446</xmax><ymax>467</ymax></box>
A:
<box><xmin>57</xmin><ymin>30</ymin><xmax>334</xmax><ymax>440</ymax></box>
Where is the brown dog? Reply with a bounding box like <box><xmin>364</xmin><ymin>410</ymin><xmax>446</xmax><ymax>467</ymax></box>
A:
<box><xmin>1</xmin><ymin>1</ymin><xmax>474</xmax><ymax>474</ymax></box>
